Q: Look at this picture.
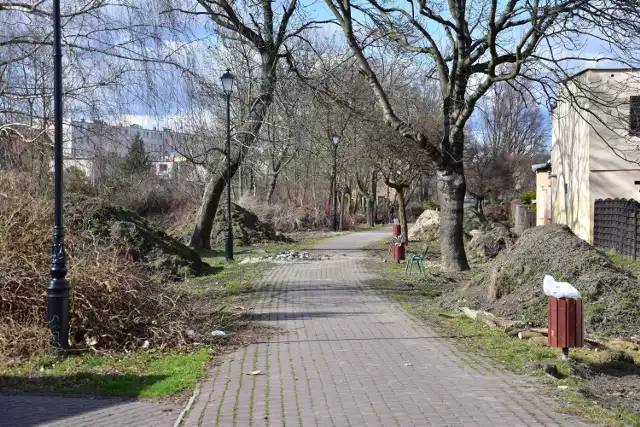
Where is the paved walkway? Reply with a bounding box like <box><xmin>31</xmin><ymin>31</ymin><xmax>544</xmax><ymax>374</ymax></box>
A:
<box><xmin>1</xmin><ymin>229</ymin><xmax>585</xmax><ymax>427</ymax></box>
<box><xmin>182</xmin><ymin>229</ymin><xmax>585</xmax><ymax>427</ymax></box>
<box><xmin>0</xmin><ymin>393</ymin><xmax>178</xmax><ymax>427</ymax></box>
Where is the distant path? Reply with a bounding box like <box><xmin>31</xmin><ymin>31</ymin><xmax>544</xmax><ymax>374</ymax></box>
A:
<box><xmin>182</xmin><ymin>228</ymin><xmax>586</xmax><ymax>426</ymax></box>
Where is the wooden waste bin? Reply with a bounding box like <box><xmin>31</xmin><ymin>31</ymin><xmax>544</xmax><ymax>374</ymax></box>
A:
<box><xmin>548</xmin><ymin>296</ymin><xmax>584</xmax><ymax>359</ymax></box>
<box><xmin>392</xmin><ymin>243</ymin><xmax>405</xmax><ymax>262</ymax></box>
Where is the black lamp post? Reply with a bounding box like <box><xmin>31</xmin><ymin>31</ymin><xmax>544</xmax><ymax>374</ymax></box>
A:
<box><xmin>48</xmin><ymin>0</ymin><xmax>70</xmax><ymax>352</ymax></box>
<box><xmin>221</xmin><ymin>69</ymin><xmax>235</xmax><ymax>262</ymax></box>
<box><xmin>332</xmin><ymin>134</ymin><xmax>340</xmax><ymax>231</ymax></box>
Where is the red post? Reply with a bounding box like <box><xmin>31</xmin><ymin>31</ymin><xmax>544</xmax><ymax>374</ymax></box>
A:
<box><xmin>393</xmin><ymin>223</ymin><xmax>401</xmax><ymax>237</ymax></box>
<box><xmin>395</xmin><ymin>243</ymin><xmax>405</xmax><ymax>262</ymax></box>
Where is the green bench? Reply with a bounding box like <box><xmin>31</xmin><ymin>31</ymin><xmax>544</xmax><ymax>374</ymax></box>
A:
<box><xmin>405</xmin><ymin>245</ymin><xmax>429</xmax><ymax>276</ymax></box>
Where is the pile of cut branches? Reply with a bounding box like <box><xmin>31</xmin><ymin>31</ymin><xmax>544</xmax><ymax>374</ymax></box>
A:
<box><xmin>0</xmin><ymin>173</ymin><xmax>199</xmax><ymax>359</ymax></box>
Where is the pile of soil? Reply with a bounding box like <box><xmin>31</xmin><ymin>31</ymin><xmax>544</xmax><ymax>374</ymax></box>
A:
<box><xmin>463</xmin><ymin>225</ymin><xmax>640</xmax><ymax>338</ymax></box>
<box><xmin>466</xmin><ymin>223</ymin><xmax>516</xmax><ymax>262</ymax></box>
<box><xmin>213</xmin><ymin>203</ymin><xmax>291</xmax><ymax>246</ymax></box>
<box><xmin>408</xmin><ymin>207</ymin><xmax>489</xmax><ymax>242</ymax></box>
<box><xmin>67</xmin><ymin>196</ymin><xmax>204</xmax><ymax>276</ymax></box>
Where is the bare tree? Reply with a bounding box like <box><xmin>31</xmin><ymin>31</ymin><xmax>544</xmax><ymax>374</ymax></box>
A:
<box><xmin>465</xmin><ymin>80</ymin><xmax>550</xmax><ymax>207</ymax></box>
<box><xmin>161</xmin><ymin>0</ymin><xmax>326</xmax><ymax>248</ymax></box>
<box><xmin>477</xmin><ymin>80</ymin><xmax>549</xmax><ymax>158</ymax></box>
<box><xmin>324</xmin><ymin>0</ymin><xmax>640</xmax><ymax>271</ymax></box>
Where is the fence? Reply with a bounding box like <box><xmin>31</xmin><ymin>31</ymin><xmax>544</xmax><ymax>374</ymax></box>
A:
<box><xmin>513</xmin><ymin>204</ymin><xmax>536</xmax><ymax>232</ymax></box>
<box><xmin>593</xmin><ymin>198</ymin><xmax>640</xmax><ymax>259</ymax></box>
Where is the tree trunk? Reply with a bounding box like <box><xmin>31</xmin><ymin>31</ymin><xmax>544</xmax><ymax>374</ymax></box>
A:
<box><xmin>437</xmin><ymin>167</ymin><xmax>470</xmax><ymax>271</ymax></box>
<box><xmin>339</xmin><ymin>186</ymin><xmax>346</xmax><ymax>230</ymax></box>
<box><xmin>331</xmin><ymin>149</ymin><xmax>337</xmax><ymax>231</ymax></box>
<box><xmin>396</xmin><ymin>187</ymin><xmax>408</xmax><ymax>245</ymax></box>
<box><xmin>266</xmin><ymin>172</ymin><xmax>279</xmax><ymax>203</ymax></box>
<box><xmin>189</xmin><ymin>170</ymin><xmax>230</xmax><ymax>249</ymax></box>
<box><xmin>250</xmin><ymin>170</ymin><xmax>256</xmax><ymax>197</ymax></box>
<box><xmin>366</xmin><ymin>168</ymin><xmax>377</xmax><ymax>226</ymax></box>
<box><xmin>189</xmin><ymin>55</ymin><xmax>275</xmax><ymax>249</ymax></box>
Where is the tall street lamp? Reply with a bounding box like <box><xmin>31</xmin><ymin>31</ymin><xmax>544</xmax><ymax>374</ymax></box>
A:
<box><xmin>48</xmin><ymin>0</ymin><xmax>70</xmax><ymax>352</ymax></box>
<box><xmin>221</xmin><ymin>69</ymin><xmax>235</xmax><ymax>261</ymax></box>
<box><xmin>332</xmin><ymin>134</ymin><xmax>340</xmax><ymax>231</ymax></box>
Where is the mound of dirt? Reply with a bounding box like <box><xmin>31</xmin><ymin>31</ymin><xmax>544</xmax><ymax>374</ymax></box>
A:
<box><xmin>408</xmin><ymin>209</ymin><xmax>440</xmax><ymax>241</ymax></box>
<box><xmin>463</xmin><ymin>225</ymin><xmax>640</xmax><ymax>338</ymax></box>
<box><xmin>408</xmin><ymin>207</ymin><xmax>489</xmax><ymax>242</ymax></box>
<box><xmin>212</xmin><ymin>203</ymin><xmax>291</xmax><ymax>246</ymax></box>
<box><xmin>466</xmin><ymin>223</ymin><xmax>516</xmax><ymax>262</ymax></box>
<box><xmin>67</xmin><ymin>196</ymin><xmax>204</xmax><ymax>275</ymax></box>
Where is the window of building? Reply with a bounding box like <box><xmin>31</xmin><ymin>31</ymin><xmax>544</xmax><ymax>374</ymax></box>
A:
<box><xmin>630</xmin><ymin>96</ymin><xmax>640</xmax><ymax>136</ymax></box>
<box><xmin>159</xmin><ymin>164</ymin><xmax>168</xmax><ymax>172</ymax></box>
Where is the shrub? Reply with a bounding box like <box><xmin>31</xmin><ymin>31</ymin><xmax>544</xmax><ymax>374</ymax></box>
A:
<box><xmin>520</xmin><ymin>191</ymin><xmax>536</xmax><ymax>205</ymax></box>
<box><xmin>238</xmin><ymin>196</ymin><xmax>330</xmax><ymax>232</ymax></box>
<box><xmin>110</xmin><ymin>176</ymin><xmax>201</xmax><ymax>218</ymax></box>
<box><xmin>484</xmin><ymin>204</ymin><xmax>510</xmax><ymax>222</ymax></box>
<box><xmin>406</xmin><ymin>204</ymin><xmax>424</xmax><ymax>221</ymax></box>
<box><xmin>0</xmin><ymin>173</ymin><xmax>208</xmax><ymax>360</ymax></box>
<box><xmin>424</xmin><ymin>201</ymin><xmax>440</xmax><ymax>211</ymax></box>
<box><xmin>65</xmin><ymin>166</ymin><xmax>95</xmax><ymax>197</ymax></box>
<box><xmin>352</xmin><ymin>213</ymin><xmax>367</xmax><ymax>226</ymax></box>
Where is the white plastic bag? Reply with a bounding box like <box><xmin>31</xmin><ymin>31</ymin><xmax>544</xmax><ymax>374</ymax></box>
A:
<box><xmin>542</xmin><ymin>275</ymin><xmax>581</xmax><ymax>299</ymax></box>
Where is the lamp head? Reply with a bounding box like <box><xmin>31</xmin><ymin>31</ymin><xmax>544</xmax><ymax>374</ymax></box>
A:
<box><xmin>221</xmin><ymin>69</ymin><xmax>234</xmax><ymax>95</ymax></box>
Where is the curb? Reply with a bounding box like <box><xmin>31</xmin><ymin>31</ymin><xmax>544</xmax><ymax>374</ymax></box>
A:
<box><xmin>173</xmin><ymin>383</ymin><xmax>200</xmax><ymax>427</ymax></box>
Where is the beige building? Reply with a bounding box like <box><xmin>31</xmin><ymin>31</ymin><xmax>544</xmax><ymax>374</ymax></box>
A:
<box><xmin>551</xmin><ymin>68</ymin><xmax>640</xmax><ymax>243</ymax></box>
<box><xmin>532</xmin><ymin>162</ymin><xmax>552</xmax><ymax>226</ymax></box>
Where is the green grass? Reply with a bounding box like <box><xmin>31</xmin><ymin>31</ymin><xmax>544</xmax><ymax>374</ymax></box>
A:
<box><xmin>608</xmin><ymin>250</ymin><xmax>640</xmax><ymax>276</ymax></box>
<box><xmin>361</xmin><ymin>236</ymin><xmax>390</xmax><ymax>251</ymax></box>
<box><xmin>1</xmin><ymin>238</ymin><xmax>282</xmax><ymax>399</ymax></box>
<box><xmin>374</xmin><ymin>259</ymin><xmax>640</xmax><ymax>427</ymax></box>
<box><xmin>1</xmin><ymin>349</ymin><xmax>210</xmax><ymax>398</ymax></box>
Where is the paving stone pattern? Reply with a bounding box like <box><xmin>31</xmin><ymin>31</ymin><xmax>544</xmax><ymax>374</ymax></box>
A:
<box><xmin>0</xmin><ymin>392</ymin><xmax>178</xmax><ymax>427</ymax></box>
<box><xmin>183</xmin><ymin>229</ymin><xmax>586</xmax><ymax>427</ymax></box>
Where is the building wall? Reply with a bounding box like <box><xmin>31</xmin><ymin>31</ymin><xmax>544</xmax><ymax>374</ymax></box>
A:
<box><xmin>551</xmin><ymin>75</ymin><xmax>593</xmax><ymax>243</ymax></box>
<box><xmin>535</xmin><ymin>170</ymin><xmax>552</xmax><ymax>226</ymax></box>
<box><xmin>587</xmin><ymin>70</ymin><xmax>640</xmax><ymax>170</ymax></box>
<box><xmin>66</xmin><ymin>120</ymin><xmax>178</xmax><ymax>161</ymax></box>
<box><xmin>552</xmin><ymin>69</ymin><xmax>640</xmax><ymax>243</ymax></box>
<box><xmin>586</xmin><ymin>70</ymin><xmax>640</xmax><ymax>204</ymax></box>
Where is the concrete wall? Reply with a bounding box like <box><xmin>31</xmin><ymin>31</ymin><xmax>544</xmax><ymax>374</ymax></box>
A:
<box><xmin>551</xmin><ymin>75</ymin><xmax>593</xmax><ymax>243</ymax></box>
